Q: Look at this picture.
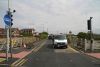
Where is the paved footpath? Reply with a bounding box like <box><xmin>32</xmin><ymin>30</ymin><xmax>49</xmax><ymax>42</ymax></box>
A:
<box><xmin>0</xmin><ymin>40</ymin><xmax>44</xmax><ymax>64</ymax></box>
<box><xmin>0</xmin><ymin>50</ymin><xmax>31</xmax><ymax>59</ymax></box>
<box><xmin>86</xmin><ymin>53</ymin><xmax>100</xmax><ymax>59</ymax></box>
<box><xmin>0</xmin><ymin>48</ymin><xmax>33</xmax><ymax>66</ymax></box>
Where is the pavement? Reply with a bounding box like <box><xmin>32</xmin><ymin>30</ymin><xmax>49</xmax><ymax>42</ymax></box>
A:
<box><xmin>0</xmin><ymin>47</ymin><xmax>34</xmax><ymax>59</ymax></box>
<box><xmin>86</xmin><ymin>53</ymin><xmax>100</xmax><ymax>59</ymax></box>
<box><xmin>70</xmin><ymin>44</ymin><xmax>100</xmax><ymax>60</ymax></box>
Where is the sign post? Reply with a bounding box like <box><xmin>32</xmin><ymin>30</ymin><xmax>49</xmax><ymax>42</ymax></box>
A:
<box><xmin>4</xmin><ymin>14</ymin><xmax>11</xmax><ymax>61</ymax></box>
<box><xmin>6</xmin><ymin>27</ymin><xmax>10</xmax><ymax>62</ymax></box>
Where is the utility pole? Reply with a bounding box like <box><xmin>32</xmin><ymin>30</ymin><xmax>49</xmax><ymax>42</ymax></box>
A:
<box><xmin>69</xmin><ymin>31</ymin><xmax>72</xmax><ymax>44</ymax></box>
<box><xmin>47</xmin><ymin>28</ymin><xmax>48</xmax><ymax>33</ymax></box>
<box><xmin>42</xmin><ymin>24</ymin><xmax>44</xmax><ymax>32</ymax></box>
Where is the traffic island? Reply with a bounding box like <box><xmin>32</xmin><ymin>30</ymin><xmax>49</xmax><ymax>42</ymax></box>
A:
<box><xmin>0</xmin><ymin>58</ymin><xmax>6</xmax><ymax>63</ymax></box>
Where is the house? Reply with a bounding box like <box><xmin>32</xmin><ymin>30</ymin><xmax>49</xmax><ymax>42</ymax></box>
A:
<box><xmin>0</xmin><ymin>28</ymin><xmax>6</xmax><ymax>37</ymax></box>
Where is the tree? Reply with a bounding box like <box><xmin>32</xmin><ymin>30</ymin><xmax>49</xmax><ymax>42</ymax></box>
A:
<box><xmin>77</xmin><ymin>32</ymin><xmax>87</xmax><ymax>39</ymax></box>
<box><xmin>42</xmin><ymin>32</ymin><xmax>48</xmax><ymax>35</ymax></box>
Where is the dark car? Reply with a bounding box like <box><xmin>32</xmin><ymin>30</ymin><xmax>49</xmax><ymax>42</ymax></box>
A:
<box><xmin>48</xmin><ymin>34</ymin><xmax>54</xmax><ymax>40</ymax></box>
<box><xmin>48</xmin><ymin>35</ymin><xmax>52</xmax><ymax>39</ymax></box>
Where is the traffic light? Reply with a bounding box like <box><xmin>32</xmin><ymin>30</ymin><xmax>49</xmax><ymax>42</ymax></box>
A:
<box><xmin>87</xmin><ymin>20</ymin><xmax>91</xmax><ymax>30</ymax></box>
<box><xmin>11</xmin><ymin>23</ymin><xmax>13</xmax><ymax>26</ymax></box>
<box><xmin>7</xmin><ymin>11</ymin><xmax>13</xmax><ymax>26</ymax></box>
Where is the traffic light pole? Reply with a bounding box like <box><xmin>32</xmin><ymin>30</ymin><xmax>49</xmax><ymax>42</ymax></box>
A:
<box><xmin>89</xmin><ymin>30</ymin><xmax>92</xmax><ymax>52</ymax></box>
<box><xmin>5</xmin><ymin>0</ymin><xmax>15</xmax><ymax>62</ymax></box>
<box><xmin>7</xmin><ymin>0</ymin><xmax>14</xmax><ymax>60</ymax></box>
<box><xmin>6</xmin><ymin>8</ymin><xmax>13</xmax><ymax>62</ymax></box>
<box><xmin>90</xmin><ymin>17</ymin><xmax>93</xmax><ymax>52</ymax></box>
<box><xmin>6</xmin><ymin>27</ymin><xmax>10</xmax><ymax>62</ymax></box>
<box><xmin>88</xmin><ymin>17</ymin><xmax>93</xmax><ymax>52</ymax></box>
<box><xmin>9</xmin><ymin>8</ymin><xmax>13</xmax><ymax>59</ymax></box>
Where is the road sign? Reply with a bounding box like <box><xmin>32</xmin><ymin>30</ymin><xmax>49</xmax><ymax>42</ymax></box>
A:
<box><xmin>4</xmin><ymin>14</ymin><xmax>11</xmax><ymax>26</ymax></box>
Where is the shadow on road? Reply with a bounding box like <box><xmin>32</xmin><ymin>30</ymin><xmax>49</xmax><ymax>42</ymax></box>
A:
<box><xmin>46</xmin><ymin>44</ymin><xmax>53</xmax><ymax>49</ymax></box>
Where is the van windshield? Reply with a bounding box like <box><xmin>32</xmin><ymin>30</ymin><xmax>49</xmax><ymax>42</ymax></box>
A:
<box><xmin>54</xmin><ymin>35</ymin><xmax>66</xmax><ymax>39</ymax></box>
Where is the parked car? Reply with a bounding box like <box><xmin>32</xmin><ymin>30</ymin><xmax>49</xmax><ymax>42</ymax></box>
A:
<box><xmin>53</xmin><ymin>35</ymin><xmax>68</xmax><ymax>48</ymax></box>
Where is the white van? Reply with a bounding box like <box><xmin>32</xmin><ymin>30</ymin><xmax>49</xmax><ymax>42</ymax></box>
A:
<box><xmin>53</xmin><ymin>35</ymin><xmax>68</xmax><ymax>48</ymax></box>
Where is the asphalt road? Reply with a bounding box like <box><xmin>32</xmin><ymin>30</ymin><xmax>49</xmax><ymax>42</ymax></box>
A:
<box><xmin>20</xmin><ymin>40</ymin><xmax>100</xmax><ymax>67</ymax></box>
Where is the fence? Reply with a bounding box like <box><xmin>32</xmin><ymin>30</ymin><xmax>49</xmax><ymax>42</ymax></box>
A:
<box><xmin>72</xmin><ymin>37</ymin><xmax>100</xmax><ymax>52</ymax></box>
<box><xmin>0</xmin><ymin>37</ymin><xmax>37</xmax><ymax>48</ymax></box>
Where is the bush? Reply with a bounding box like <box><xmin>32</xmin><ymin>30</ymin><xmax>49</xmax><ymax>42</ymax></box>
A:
<box><xmin>39</xmin><ymin>32</ymin><xmax>48</xmax><ymax>39</ymax></box>
<box><xmin>93</xmin><ymin>34</ymin><xmax>100</xmax><ymax>40</ymax></box>
<box><xmin>20</xmin><ymin>32</ymin><xmax>33</xmax><ymax>37</ymax></box>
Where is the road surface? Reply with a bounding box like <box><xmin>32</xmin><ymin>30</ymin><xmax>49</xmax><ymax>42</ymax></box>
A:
<box><xmin>15</xmin><ymin>40</ymin><xmax>100</xmax><ymax>67</ymax></box>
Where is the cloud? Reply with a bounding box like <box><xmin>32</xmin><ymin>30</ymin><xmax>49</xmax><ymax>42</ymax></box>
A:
<box><xmin>0</xmin><ymin>0</ymin><xmax>100</xmax><ymax>34</ymax></box>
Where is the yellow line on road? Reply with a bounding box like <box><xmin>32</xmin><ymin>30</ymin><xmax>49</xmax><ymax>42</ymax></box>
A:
<box><xmin>19</xmin><ymin>59</ymin><xmax>28</xmax><ymax>66</ymax></box>
<box><xmin>11</xmin><ymin>58</ymin><xmax>22</xmax><ymax>67</ymax></box>
<box><xmin>34</xmin><ymin>42</ymin><xmax>46</xmax><ymax>52</ymax></box>
<box><xmin>14</xmin><ymin>59</ymin><xmax>25</xmax><ymax>67</ymax></box>
<box><xmin>11</xmin><ymin>45</ymin><xmax>38</xmax><ymax>67</ymax></box>
<box><xmin>11</xmin><ymin>41</ymin><xmax>46</xmax><ymax>67</ymax></box>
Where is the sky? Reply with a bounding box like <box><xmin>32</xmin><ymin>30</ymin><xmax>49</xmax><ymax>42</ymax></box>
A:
<box><xmin>0</xmin><ymin>0</ymin><xmax>100</xmax><ymax>34</ymax></box>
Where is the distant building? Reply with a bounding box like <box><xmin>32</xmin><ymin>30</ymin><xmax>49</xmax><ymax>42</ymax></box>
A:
<box><xmin>0</xmin><ymin>28</ymin><xmax>6</xmax><ymax>37</ymax></box>
<box><xmin>0</xmin><ymin>28</ymin><xmax>20</xmax><ymax>37</ymax></box>
<box><xmin>0</xmin><ymin>28</ymin><xmax>35</xmax><ymax>37</ymax></box>
<box><xmin>20</xmin><ymin>28</ymin><xmax>35</xmax><ymax>36</ymax></box>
